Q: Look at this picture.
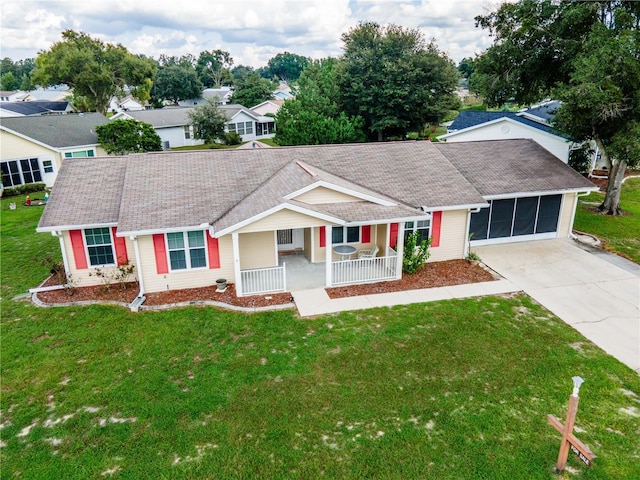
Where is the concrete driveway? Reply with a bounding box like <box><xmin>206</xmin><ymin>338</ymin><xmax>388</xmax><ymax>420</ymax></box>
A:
<box><xmin>475</xmin><ymin>239</ymin><xmax>640</xmax><ymax>374</ymax></box>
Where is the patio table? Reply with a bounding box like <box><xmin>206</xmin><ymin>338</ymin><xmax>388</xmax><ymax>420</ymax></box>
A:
<box><xmin>333</xmin><ymin>244</ymin><xmax>357</xmax><ymax>259</ymax></box>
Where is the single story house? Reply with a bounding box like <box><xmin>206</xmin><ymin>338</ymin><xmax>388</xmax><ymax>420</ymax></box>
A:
<box><xmin>112</xmin><ymin>105</ymin><xmax>274</xmax><ymax>148</ymax></box>
<box><xmin>1</xmin><ymin>113</ymin><xmax>109</xmax><ymax>188</ymax></box>
<box><xmin>0</xmin><ymin>101</ymin><xmax>71</xmax><ymax>118</ymax></box>
<box><xmin>251</xmin><ymin>99</ymin><xmax>284</xmax><ymax>117</ymax></box>
<box><xmin>439</xmin><ymin>101</ymin><xmax>605</xmax><ymax>170</ymax></box>
<box><xmin>109</xmin><ymin>95</ymin><xmax>146</xmax><ymax>113</ymax></box>
<box><xmin>180</xmin><ymin>87</ymin><xmax>233</xmax><ymax>107</ymax></box>
<box><xmin>37</xmin><ymin>139</ymin><xmax>597</xmax><ymax>301</ymax></box>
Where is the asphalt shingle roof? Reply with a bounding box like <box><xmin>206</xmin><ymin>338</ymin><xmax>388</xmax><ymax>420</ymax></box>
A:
<box><xmin>447</xmin><ymin>110</ymin><xmax>556</xmax><ymax>135</ymax></box>
<box><xmin>38</xmin><ymin>140</ymin><xmax>596</xmax><ymax>234</ymax></box>
<box><xmin>0</xmin><ymin>101</ymin><xmax>69</xmax><ymax>116</ymax></box>
<box><xmin>1</xmin><ymin>112</ymin><xmax>108</xmax><ymax>148</ymax></box>
<box><xmin>434</xmin><ymin>139</ymin><xmax>596</xmax><ymax>196</ymax></box>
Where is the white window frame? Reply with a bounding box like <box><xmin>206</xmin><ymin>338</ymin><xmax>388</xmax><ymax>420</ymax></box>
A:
<box><xmin>166</xmin><ymin>231</ymin><xmax>208</xmax><ymax>271</ymax></box>
<box><xmin>64</xmin><ymin>149</ymin><xmax>95</xmax><ymax>158</ymax></box>
<box><xmin>183</xmin><ymin>125</ymin><xmax>192</xmax><ymax>139</ymax></box>
<box><xmin>42</xmin><ymin>159</ymin><xmax>54</xmax><ymax>173</ymax></box>
<box><xmin>404</xmin><ymin>218</ymin><xmax>431</xmax><ymax>244</ymax></box>
<box><xmin>84</xmin><ymin>227</ymin><xmax>116</xmax><ymax>267</ymax></box>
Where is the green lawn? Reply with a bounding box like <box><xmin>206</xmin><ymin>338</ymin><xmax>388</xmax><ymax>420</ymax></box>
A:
<box><xmin>2</xmin><ymin>196</ymin><xmax>639</xmax><ymax>479</ymax></box>
<box><xmin>574</xmin><ymin>178</ymin><xmax>640</xmax><ymax>264</ymax></box>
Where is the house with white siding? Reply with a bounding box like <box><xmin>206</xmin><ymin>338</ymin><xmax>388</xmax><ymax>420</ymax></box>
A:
<box><xmin>37</xmin><ymin>140</ymin><xmax>596</xmax><ymax>303</ymax></box>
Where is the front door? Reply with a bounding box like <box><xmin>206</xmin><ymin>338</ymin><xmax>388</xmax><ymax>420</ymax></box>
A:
<box><xmin>277</xmin><ymin>228</ymin><xmax>304</xmax><ymax>251</ymax></box>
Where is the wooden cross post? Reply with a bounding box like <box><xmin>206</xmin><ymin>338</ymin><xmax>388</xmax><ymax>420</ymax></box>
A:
<box><xmin>547</xmin><ymin>376</ymin><xmax>596</xmax><ymax>473</ymax></box>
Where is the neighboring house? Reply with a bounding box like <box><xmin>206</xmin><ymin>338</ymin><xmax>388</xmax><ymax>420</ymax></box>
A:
<box><xmin>111</xmin><ymin>108</ymin><xmax>203</xmax><ymax>149</ymax></box>
<box><xmin>113</xmin><ymin>105</ymin><xmax>274</xmax><ymax>148</ymax></box>
<box><xmin>251</xmin><ymin>99</ymin><xmax>284</xmax><ymax>116</ymax></box>
<box><xmin>439</xmin><ymin>101</ymin><xmax>604</xmax><ymax>170</ymax></box>
<box><xmin>0</xmin><ymin>101</ymin><xmax>71</xmax><ymax>118</ymax></box>
<box><xmin>273</xmin><ymin>82</ymin><xmax>294</xmax><ymax>100</ymax></box>
<box><xmin>37</xmin><ymin>139</ymin><xmax>596</xmax><ymax>302</ymax></box>
<box><xmin>23</xmin><ymin>87</ymin><xmax>72</xmax><ymax>102</ymax></box>
<box><xmin>220</xmin><ymin>104</ymin><xmax>275</xmax><ymax>140</ymax></box>
<box><xmin>180</xmin><ymin>87</ymin><xmax>233</xmax><ymax>107</ymax></box>
<box><xmin>109</xmin><ymin>95</ymin><xmax>146</xmax><ymax>113</ymax></box>
<box><xmin>0</xmin><ymin>91</ymin><xmax>26</xmax><ymax>102</ymax></box>
<box><xmin>0</xmin><ymin>113</ymin><xmax>109</xmax><ymax>188</ymax></box>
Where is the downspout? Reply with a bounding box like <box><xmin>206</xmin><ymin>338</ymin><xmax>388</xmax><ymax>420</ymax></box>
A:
<box><xmin>52</xmin><ymin>231</ymin><xmax>71</xmax><ymax>282</ymax></box>
<box><xmin>568</xmin><ymin>191</ymin><xmax>592</xmax><ymax>240</ymax></box>
<box><xmin>465</xmin><ymin>208</ymin><xmax>481</xmax><ymax>257</ymax></box>
<box><xmin>131</xmin><ymin>235</ymin><xmax>145</xmax><ymax>297</ymax></box>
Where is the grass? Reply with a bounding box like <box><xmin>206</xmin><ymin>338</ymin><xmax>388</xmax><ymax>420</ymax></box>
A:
<box><xmin>574</xmin><ymin>178</ymin><xmax>640</xmax><ymax>264</ymax></box>
<box><xmin>256</xmin><ymin>138</ymin><xmax>279</xmax><ymax>147</ymax></box>
<box><xmin>2</xmin><ymin>196</ymin><xmax>640</xmax><ymax>479</ymax></box>
<box><xmin>170</xmin><ymin>142</ymin><xmax>248</xmax><ymax>151</ymax></box>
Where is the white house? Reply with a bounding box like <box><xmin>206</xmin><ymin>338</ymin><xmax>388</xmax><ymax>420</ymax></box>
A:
<box><xmin>251</xmin><ymin>99</ymin><xmax>284</xmax><ymax>116</ymax></box>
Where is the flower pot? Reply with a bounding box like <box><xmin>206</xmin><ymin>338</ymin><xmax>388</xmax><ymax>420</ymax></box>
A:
<box><xmin>216</xmin><ymin>279</ymin><xmax>227</xmax><ymax>292</ymax></box>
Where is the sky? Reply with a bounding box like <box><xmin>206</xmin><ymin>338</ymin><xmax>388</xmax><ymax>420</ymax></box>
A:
<box><xmin>0</xmin><ymin>0</ymin><xmax>503</xmax><ymax>68</ymax></box>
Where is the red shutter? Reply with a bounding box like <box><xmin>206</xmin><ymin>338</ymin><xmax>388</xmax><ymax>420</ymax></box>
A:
<box><xmin>431</xmin><ymin>211</ymin><xmax>442</xmax><ymax>247</ymax></box>
<box><xmin>389</xmin><ymin>223</ymin><xmax>399</xmax><ymax>248</ymax></box>
<box><xmin>112</xmin><ymin>227</ymin><xmax>128</xmax><ymax>265</ymax></box>
<box><xmin>69</xmin><ymin>230</ymin><xmax>88</xmax><ymax>269</ymax></box>
<box><xmin>319</xmin><ymin>226</ymin><xmax>326</xmax><ymax>247</ymax></box>
<box><xmin>207</xmin><ymin>235</ymin><xmax>220</xmax><ymax>269</ymax></box>
<box><xmin>361</xmin><ymin>225</ymin><xmax>371</xmax><ymax>243</ymax></box>
<box><xmin>153</xmin><ymin>234</ymin><xmax>169</xmax><ymax>274</ymax></box>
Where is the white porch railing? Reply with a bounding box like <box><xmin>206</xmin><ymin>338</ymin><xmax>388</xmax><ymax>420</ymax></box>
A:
<box><xmin>240</xmin><ymin>264</ymin><xmax>287</xmax><ymax>296</ymax></box>
<box><xmin>331</xmin><ymin>251</ymin><xmax>398</xmax><ymax>287</ymax></box>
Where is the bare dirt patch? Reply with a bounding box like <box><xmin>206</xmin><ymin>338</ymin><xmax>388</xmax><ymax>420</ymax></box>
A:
<box><xmin>35</xmin><ymin>259</ymin><xmax>497</xmax><ymax>309</ymax></box>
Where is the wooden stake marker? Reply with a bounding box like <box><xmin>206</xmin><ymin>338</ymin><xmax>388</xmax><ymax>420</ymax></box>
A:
<box><xmin>547</xmin><ymin>376</ymin><xmax>596</xmax><ymax>472</ymax></box>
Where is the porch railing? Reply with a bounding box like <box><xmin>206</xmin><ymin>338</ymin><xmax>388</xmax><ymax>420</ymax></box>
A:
<box><xmin>240</xmin><ymin>263</ymin><xmax>286</xmax><ymax>296</ymax></box>
<box><xmin>331</xmin><ymin>250</ymin><xmax>398</xmax><ymax>287</ymax></box>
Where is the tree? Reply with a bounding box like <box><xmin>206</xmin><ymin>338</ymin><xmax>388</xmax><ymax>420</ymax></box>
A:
<box><xmin>266</xmin><ymin>52</ymin><xmax>310</xmax><ymax>83</ymax></box>
<box><xmin>473</xmin><ymin>1</ymin><xmax>640</xmax><ymax>215</ymax></box>
<box><xmin>32</xmin><ymin>30</ymin><xmax>156</xmax><ymax>114</ymax></box>
<box><xmin>187</xmin><ymin>98</ymin><xmax>228</xmax><ymax>144</ymax></box>
<box><xmin>275</xmin><ymin>58</ymin><xmax>365</xmax><ymax>145</ymax></box>
<box><xmin>196</xmin><ymin>50</ymin><xmax>233</xmax><ymax>88</ymax></box>
<box><xmin>339</xmin><ymin>22</ymin><xmax>460</xmax><ymax>141</ymax></box>
<box><xmin>1</xmin><ymin>71</ymin><xmax>19</xmax><ymax>90</ymax></box>
<box><xmin>152</xmin><ymin>60</ymin><xmax>203</xmax><ymax>105</ymax></box>
<box><xmin>231</xmin><ymin>65</ymin><xmax>254</xmax><ymax>84</ymax></box>
<box><xmin>457</xmin><ymin>58</ymin><xmax>474</xmax><ymax>79</ymax></box>
<box><xmin>96</xmin><ymin>119</ymin><xmax>162</xmax><ymax>155</ymax></box>
<box><xmin>230</xmin><ymin>72</ymin><xmax>274</xmax><ymax>107</ymax></box>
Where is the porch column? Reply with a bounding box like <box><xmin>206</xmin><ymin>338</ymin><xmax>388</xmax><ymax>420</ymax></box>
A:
<box><xmin>131</xmin><ymin>235</ymin><xmax>145</xmax><ymax>294</ymax></box>
<box><xmin>53</xmin><ymin>231</ymin><xmax>71</xmax><ymax>281</ymax></box>
<box><xmin>325</xmin><ymin>225</ymin><xmax>332</xmax><ymax>287</ymax></box>
<box><xmin>232</xmin><ymin>232</ymin><xmax>242</xmax><ymax>296</ymax></box>
<box><xmin>395</xmin><ymin>222</ymin><xmax>405</xmax><ymax>280</ymax></box>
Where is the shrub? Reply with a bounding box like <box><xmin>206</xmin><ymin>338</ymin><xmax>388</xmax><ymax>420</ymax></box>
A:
<box><xmin>569</xmin><ymin>144</ymin><xmax>594</xmax><ymax>174</ymax></box>
<box><xmin>89</xmin><ymin>261</ymin><xmax>136</xmax><ymax>291</ymax></box>
<box><xmin>2</xmin><ymin>183</ymin><xmax>47</xmax><ymax>198</ymax></box>
<box><xmin>220</xmin><ymin>132</ymin><xmax>242</xmax><ymax>145</ymax></box>
<box><xmin>403</xmin><ymin>232</ymin><xmax>432</xmax><ymax>274</ymax></box>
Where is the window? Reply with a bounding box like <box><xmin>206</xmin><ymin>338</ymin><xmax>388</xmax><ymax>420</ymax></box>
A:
<box><xmin>404</xmin><ymin>219</ymin><xmax>431</xmax><ymax>244</ymax></box>
<box><xmin>85</xmin><ymin>228</ymin><xmax>115</xmax><ymax>266</ymax></box>
<box><xmin>166</xmin><ymin>231</ymin><xmax>207</xmax><ymax>270</ymax></box>
<box><xmin>64</xmin><ymin>150</ymin><xmax>95</xmax><ymax>158</ymax></box>
<box><xmin>228</xmin><ymin>121</ymin><xmax>253</xmax><ymax>136</ymax></box>
<box><xmin>332</xmin><ymin>226</ymin><xmax>360</xmax><ymax>244</ymax></box>
<box><xmin>1</xmin><ymin>159</ymin><xmax>42</xmax><ymax>187</ymax></box>
<box><xmin>183</xmin><ymin>125</ymin><xmax>191</xmax><ymax>139</ymax></box>
<box><xmin>43</xmin><ymin>160</ymin><xmax>54</xmax><ymax>173</ymax></box>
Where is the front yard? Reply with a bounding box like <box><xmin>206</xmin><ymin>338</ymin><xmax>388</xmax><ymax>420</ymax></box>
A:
<box><xmin>1</xmin><ymin>195</ymin><xmax>639</xmax><ymax>479</ymax></box>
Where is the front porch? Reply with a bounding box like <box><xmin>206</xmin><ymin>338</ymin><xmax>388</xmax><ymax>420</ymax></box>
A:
<box><xmin>239</xmin><ymin>248</ymin><xmax>400</xmax><ymax>296</ymax></box>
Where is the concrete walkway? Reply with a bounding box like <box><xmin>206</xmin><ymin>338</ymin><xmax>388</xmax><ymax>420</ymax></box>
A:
<box><xmin>292</xmin><ymin>278</ymin><xmax>521</xmax><ymax>317</ymax></box>
<box><xmin>475</xmin><ymin>239</ymin><xmax>640</xmax><ymax>374</ymax></box>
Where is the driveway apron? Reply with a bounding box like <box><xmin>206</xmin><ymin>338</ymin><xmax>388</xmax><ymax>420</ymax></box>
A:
<box><xmin>475</xmin><ymin>239</ymin><xmax>640</xmax><ymax>374</ymax></box>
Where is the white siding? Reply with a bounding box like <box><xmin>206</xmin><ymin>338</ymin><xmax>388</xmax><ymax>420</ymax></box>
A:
<box><xmin>558</xmin><ymin>192</ymin><xmax>577</xmax><ymax>238</ymax></box>
<box><xmin>155</xmin><ymin>126</ymin><xmax>204</xmax><ymax>149</ymax></box>
<box><xmin>445</xmin><ymin>120</ymin><xmax>571</xmax><ymax>163</ymax></box>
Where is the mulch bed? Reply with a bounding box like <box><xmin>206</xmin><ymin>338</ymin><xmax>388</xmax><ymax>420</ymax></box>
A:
<box><xmin>326</xmin><ymin>259</ymin><xmax>497</xmax><ymax>298</ymax></box>
<box><xmin>34</xmin><ymin>259</ymin><xmax>497</xmax><ymax>309</ymax></box>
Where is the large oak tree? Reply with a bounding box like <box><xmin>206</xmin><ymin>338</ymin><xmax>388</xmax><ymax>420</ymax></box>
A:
<box><xmin>339</xmin><ymin>22</ymin><xmax>460</xmax><ymax>141</ymax></box>
<box><xmin>472</xmin><ymin>0</ymin><xmax>640</xmax><ymax>215</ymax></box>
<box><xmin>32</xmin><ymin>30</ymin><xmax>156</xmax><ymax>114</ymax></box>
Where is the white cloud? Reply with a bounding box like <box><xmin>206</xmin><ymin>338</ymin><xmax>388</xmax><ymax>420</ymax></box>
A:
<box><xmin>0</xmin><ymin>0</ymin><xmax>495</xmax><ymax>65</ymax></box>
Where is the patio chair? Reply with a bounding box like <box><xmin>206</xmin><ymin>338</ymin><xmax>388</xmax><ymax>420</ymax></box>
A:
<box><xmin>357</xmin><ymin>246</ymin><xmax>379</xmax><ymax>259</ymax></box>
